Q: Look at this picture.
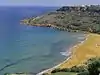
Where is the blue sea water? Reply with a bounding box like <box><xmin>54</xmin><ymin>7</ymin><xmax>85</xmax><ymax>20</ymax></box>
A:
<box><xmin>0</xmin><ymin>6</ymin><xmax>85</xmax><ymax>74</ymax></box>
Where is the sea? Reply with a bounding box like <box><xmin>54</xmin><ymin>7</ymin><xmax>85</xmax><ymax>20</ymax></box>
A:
<box><xmin>0</xmin><ymin>6</ymin><xmax>85</xmax><ymax>74</ymax></box>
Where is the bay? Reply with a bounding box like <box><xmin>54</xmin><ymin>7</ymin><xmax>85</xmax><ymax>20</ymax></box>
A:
<box><xmin>0</xmin><ymin>6</ymin><xmax>85</xmax><ymax>74</ymax></box>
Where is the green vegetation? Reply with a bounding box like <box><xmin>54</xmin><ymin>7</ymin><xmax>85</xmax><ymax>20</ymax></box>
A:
<box><xmin>51</xmin><ymin>65</ymin><xmax>86</xmax><ymax>73</ymax></box>
<box><xmin>86</xmin><ymin>57</ymin><xmax>100</xmax><ymax>75</ymax></box>
<box><xmin>49</xmin><ymin>57</ymin><xmax>100</xmax><ymax>75</ymax></box>
<box><xmin>21</xmin><ymin>5</ymin><xmax>100</xmax><ymax>34</ymax></box>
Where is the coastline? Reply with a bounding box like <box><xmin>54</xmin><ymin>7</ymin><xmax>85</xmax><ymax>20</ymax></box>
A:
<box><xmin>59</xmin><ymin>33</ymin><xmax>100</xmax><ymax>69</ymax></box>
<box><xmin>36</xmin><ymin>56</ymin><xmax>71</xmax><ymax>75</ymax></box>
<box><xmin>37</xmin><ymin>33</ymin><xmax>88</xmax><ymax>75</ymax></box>
<box><xmin>58</xmin><ymin>34</ymin><xmax>89</xmax><ymax>68</ymax></box>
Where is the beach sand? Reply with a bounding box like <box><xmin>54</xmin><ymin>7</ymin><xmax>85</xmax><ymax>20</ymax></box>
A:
<box><xmin>59</xmin><ymin>33</ymin><xmax>100</xmax><ymax>68</ymax></box>
<box><xmin>37</xmin><ymin>33</ymin><xmax>100</xmax><ymax>75</ymax></box>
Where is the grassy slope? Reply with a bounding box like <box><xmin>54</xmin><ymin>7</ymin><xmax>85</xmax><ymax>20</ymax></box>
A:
<box><xmin>21</xmin><ymin>5</ymin><xmax>100</xmax><ymax>33</ymax></box>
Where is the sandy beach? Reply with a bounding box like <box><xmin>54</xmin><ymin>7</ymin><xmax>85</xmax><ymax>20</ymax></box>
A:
<box><xmin>37</xmin><ymin>33</ymin><xmax>87</xmax><ymax>75</ymax></box>
<box><xmin>59</xmin><ymin>33</ymin><xmax>100</xmax><ymax>68</ymax></box>
<box><xmin>37</xmin><ymin>33</ymin><xmax>100</xmax><ymax>75</ymax></box>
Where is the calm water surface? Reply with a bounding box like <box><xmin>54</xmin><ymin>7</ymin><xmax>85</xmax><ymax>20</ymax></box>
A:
<box><xmin>0</xmin><ymin>6</ymin><xmax>85</xmax><ymax>74</ymax></box>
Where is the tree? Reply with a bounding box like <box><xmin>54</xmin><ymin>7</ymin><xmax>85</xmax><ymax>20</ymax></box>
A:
<box><xmin>87</xmin><ymin>57</ymin><xmax>100</xmax><ymax>75</ymax></box>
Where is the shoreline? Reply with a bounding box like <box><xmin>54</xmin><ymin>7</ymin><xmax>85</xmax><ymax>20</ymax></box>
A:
<box><xmin>36</xmin><ymin>56</ymin><xmax>71</xmax><ymax>75</ymax></box>
<box><xmin>59</xmin><ymin>33</ymin><xmax>100</xmax><ymax>69</ymax></box>
<box><xmin>37</xmin><ymin>33</ymin><xmax>89</xmax><ymax>75</ymax></box>
<box><xmin>58</xmin><ymin>34</ymin><xmax>89</xmax><ymax>68</ymax></box>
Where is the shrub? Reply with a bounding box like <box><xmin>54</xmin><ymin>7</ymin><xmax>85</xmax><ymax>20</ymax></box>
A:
<box><xmin>60</xmin><ymin>68</ymin><xmax>71</xmax><ymax>72</ymax></box>
<box><xmin>85</xmin><ymin>57</ymin><xmax>100</xmax><ymax>75</ymax></box>
<box><xmin>70</xmin><ymin>66</ymin><xmax>86</xmax><ymax>72</ymax></box>
<box><xmin>42</xmin><ymin>73</ymin><xmax>49</xmax><ymax>75</ymax></box>
<box><xmin>51</xmin><ymin>68</ymin><xmax>61</xmax><ymax>73</ymax></box>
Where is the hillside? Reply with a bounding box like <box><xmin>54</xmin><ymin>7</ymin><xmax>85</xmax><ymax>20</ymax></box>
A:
<box><xmin>21</xmin><ymin>5</ymin><xmax>100</xmax><ymax>33</ymax></box>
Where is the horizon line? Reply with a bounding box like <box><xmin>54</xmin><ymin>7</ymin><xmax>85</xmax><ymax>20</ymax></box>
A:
<box><xmin>0</xmin><ymin>4</ymin><xmax>100</xmax><ymax>7</ymax></box>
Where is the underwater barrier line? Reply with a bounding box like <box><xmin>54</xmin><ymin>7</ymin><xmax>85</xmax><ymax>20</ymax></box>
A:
<box><xmin>0</xmin><ymin>55</ymin><xmax>35</xmax><ymax>72</ymax></box>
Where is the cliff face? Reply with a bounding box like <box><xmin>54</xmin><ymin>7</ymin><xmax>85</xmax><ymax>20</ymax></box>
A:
<box><xmin>21</xmin><ymin>5</ymin><xmax>100</xmax><ymax>33</ymax></box>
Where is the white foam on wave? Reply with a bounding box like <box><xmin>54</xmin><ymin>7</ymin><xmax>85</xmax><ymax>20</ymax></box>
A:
<box><xmin>60</xmin><ymin>50</ymin><xmax>71</xmax><ymax>57</ymax></box>
<box><xmin>77</xmin><ymin>37</ymin><xmax>85</xmax><ymax>40</ymax></box>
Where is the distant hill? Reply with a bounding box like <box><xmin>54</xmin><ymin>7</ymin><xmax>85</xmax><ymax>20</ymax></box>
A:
<box><xmin>21</xmin><ymin>5</ymin><xmax>100</xmax><ymax>34</ymax></box>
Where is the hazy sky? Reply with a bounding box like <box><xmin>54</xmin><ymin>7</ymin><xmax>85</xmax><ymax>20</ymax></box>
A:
<box><xmin>0</xmin><ymin>0</ymin><xmax>100</xmax><ymax>6</ymax></box>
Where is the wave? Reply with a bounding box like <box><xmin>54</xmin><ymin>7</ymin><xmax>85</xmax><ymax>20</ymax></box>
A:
<box><xmin>60</xmin><ymin>51</ymin><xmax>71</xmax><ymax>57</ymax></box>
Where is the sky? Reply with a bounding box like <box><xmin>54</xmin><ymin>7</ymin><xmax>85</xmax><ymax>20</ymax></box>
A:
<box><xmin>0</xmin><ymin>0</ymin><xmax>100</xmax><ymax>6</ymax></box>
